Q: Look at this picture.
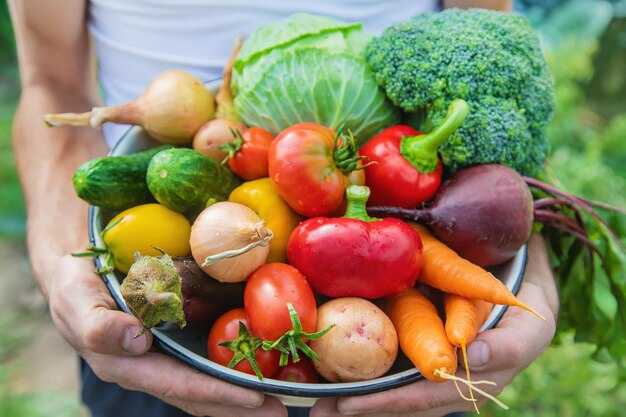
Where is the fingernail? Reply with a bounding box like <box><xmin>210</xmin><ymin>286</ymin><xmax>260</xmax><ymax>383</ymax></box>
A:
<box><xmin>241</xmin><ymin>400</ymin><xmax>261</xmax><ymax>409</ymax></box>
<box><xmin>122</xmin><ymin>326</ymin><xmax>148</xmax><ymax>354</ymax></box>
<box><xmin>467</xmin><ymin>340</ymin><xmax>490</xmax><ymax>367</ymax></box>
<box><xmin>338</xmin><ymin>407</ymin><xmax>360</xmax><ymax>416</ymax></box>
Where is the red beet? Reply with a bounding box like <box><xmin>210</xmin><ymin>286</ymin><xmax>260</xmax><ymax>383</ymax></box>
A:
<box><xmin>174</xmin><ymin>257</ymin><xmax>244</xmax><ymax>329</ymax></box>
<box><xmin>369</xmin><ymin>164</ymin><xmax>534</xmax><ymax>267</ymax></box>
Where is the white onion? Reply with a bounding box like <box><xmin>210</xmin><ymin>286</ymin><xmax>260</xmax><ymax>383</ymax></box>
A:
<box><xmin>190</xmin><ymin>202</ymin><xmax>272</xmax><ymax>282</ymax></box>
<box><xmin>44</xmin><ymin>70</ymin><xmax>215</xmax><ymax>145</ymax></box>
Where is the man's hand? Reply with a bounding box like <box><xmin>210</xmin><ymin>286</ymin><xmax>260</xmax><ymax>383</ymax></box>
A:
<box><xmin>49</xmin><ymin>254</ymin><xmax>288</xmax><ymax>417</ymax></box>
<box><xmin>311</xmin><ymin>235</ymin><xmax>559</xmax><ymax>416</ymax></box>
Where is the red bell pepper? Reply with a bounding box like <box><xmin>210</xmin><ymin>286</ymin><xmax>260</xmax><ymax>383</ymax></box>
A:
<box><xmin>360</xmin><ymin>99</ymin><xmax>470</xmax><ymax>208</ymax></box>
<box><xmin>287</xmin><ymin>185</ymin><xmax>423</xmax><ymax>299</ymax></box>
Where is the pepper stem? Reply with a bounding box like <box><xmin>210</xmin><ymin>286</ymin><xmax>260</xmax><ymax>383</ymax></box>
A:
<box><xmin>342</xmin><ymin>185</ymin><xmax>380</xmax><ymax>222</ymax></box>
<box><xmin>400</xmin><ymin>99</ymin><xmax>470</xmax><ymax>173</ymax></box>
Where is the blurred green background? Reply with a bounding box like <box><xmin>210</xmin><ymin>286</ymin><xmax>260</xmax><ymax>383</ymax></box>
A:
<box><xmin>0</xmin><ymin>0</ymin><xmax>625</xmax><ymax>416</ymax></box>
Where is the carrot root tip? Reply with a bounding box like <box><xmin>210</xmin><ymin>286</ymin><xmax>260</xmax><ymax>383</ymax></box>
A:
<box><xmin>434</xmin><ymin>369</ymin><xmax>509</xmax><ymax>411</ymax></box>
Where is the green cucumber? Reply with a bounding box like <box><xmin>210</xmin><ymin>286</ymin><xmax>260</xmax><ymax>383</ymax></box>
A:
<box><xmin>73</xmin><ymin>146</ymin><xmax>172</xmax><ymax>211</ymax></box>
<box><xmin>146</xmin><ymin>148</ymin><xmax>242</xmax><ymax>213</ymax></box>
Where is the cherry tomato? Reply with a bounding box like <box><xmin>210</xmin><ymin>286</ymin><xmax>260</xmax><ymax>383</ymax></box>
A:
<box><xmin>268</xmin><ymin>122</ymin><xmax>365</xmax><ymax>217</ymax></box>
<box><xmin>222</xmin><ymin>127</ymin><xmax>274</xmax><ymax>180</ymax></box>
<box><xmin>207</xmin><ymin>308</ymin><xmax>280</xmax><ymax>379</ymax></box>
<box><xmin>272</xmin><ymin>357</ymin><xmax>320</xmax><ymax>383</ymax></box>
<box><xmin>244</xmin><ymin>263</ymin><xmax>317</xmax><ymax>341</ymax></box>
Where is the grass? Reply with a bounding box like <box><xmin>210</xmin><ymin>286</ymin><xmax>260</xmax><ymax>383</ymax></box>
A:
<box><xmin>0</xmin><ymin>312</ymin><xmax>86</xmax><ymax>417</ymax></box>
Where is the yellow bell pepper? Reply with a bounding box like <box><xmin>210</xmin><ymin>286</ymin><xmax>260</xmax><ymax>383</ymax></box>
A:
<box><xmin>228</xmin><ymin>178</ymin><xmax>302</xmax><ymax>263</ymax></box>
<box><xmin>102</xmin><ymin>203</ymin><xmax>191</xmax><ymax>273</ymax></box>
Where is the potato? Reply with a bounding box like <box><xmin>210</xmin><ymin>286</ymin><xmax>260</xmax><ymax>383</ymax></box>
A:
<box><xmin>309</xmin><ymin>297</ymin><xmax>398</xmax><ymax>382</ymax></box>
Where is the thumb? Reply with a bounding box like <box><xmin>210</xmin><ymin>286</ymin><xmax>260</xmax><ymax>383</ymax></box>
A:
<box><xmin>465</xmin><ymin>234</ymin><xmax>558</xmax><ymax>373</ymax></box>
<box><xmin>81</xmin><ymin>306</ymin><xmax>154</xmax><ymax>356</ymax></box>
<box><xmin>464</xmin><ymin>283</ymin><xmax>556</xmax><ymax>373</ymax></box>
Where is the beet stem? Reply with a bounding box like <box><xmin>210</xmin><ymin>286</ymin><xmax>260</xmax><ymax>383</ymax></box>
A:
<box><xmin>534</xmin><ymin>209</ymin><xmax>586</xmax><ymax>236</ymax></box>
<box><xmin>535</xmin><ymin>217</ymin><xmax>605</xmax><ymax>264</ymax></box>
<box><xmin>366</xmin><ymin>206</ymin><xmax>429</xmax><ymax>222</ymax></box>
<box><xmin>524</xmin><ymin>177</ymin><xmax>624</xmax><ymax>252</ymax></box>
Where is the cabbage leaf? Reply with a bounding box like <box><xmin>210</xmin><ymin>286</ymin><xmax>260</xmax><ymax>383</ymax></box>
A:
<box><xmin>232</xmin><ymin>13</ymin><xmax>400</xmax><ymax>144</ymax></box>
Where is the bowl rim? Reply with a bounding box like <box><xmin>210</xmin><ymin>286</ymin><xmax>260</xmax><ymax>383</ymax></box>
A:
<box><xmin>87</xmin><ymin>78</ymin><xmax>528</xmax><ymax>398</ymax></box>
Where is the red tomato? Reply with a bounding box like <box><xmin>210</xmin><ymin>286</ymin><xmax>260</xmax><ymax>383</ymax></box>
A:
<box><xmin>272</xmin><ymin>357</ymin><xmax>320</xmax><ymax>383</ymax></box>
<box><xmin>225</xmin><ymin>127</ymin><xmax>274</xmax><ymax>180</ymax></box>
<box><xmin>207</xmin><ymin>308</ymin><xmax>280</xmax><ymax>379</ymax></box>
<box><xmin>268</xmin><ymin>122</ymin><xmax>365</xmax><ymax>217</ymax></box>
<box><xmin>244</xmin><ymin>263</ymin><xmax>317</xmax><ymax>341</ymax></box>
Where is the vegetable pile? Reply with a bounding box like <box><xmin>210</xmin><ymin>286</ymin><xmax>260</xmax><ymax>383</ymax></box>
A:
<box><xmin>48</xmin><ymin>8</ymin><xmax>625</xmax><ymax>412</ymax></box>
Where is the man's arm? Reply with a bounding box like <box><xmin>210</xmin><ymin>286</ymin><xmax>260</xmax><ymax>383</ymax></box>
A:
<box><xmin>443</xmin><ymin>0</ymin><xmax>513</xmax><ymax>11</ymax></box>
<box><xmin>10</xmin><ymin>0</ymin><xmax>105</xmax><ymax>298</ymax></box>
<box><xmin>9</xmin><ymin>2</ymin><xmax>285</xmax><ymax>415</ymax></box>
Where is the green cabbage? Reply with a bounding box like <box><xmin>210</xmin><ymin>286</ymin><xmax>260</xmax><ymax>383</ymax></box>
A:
<box><xmin>232</xmin><ymin>13</ymin><xmax>401</xmax><ymax>144</ymax></box>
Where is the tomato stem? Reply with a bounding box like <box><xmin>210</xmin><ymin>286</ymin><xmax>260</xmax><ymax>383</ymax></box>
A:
<box><xmin>262</xmin><ymin>303</ymin><xmax>334</xmax><ymax>365</ymax></box>
<box><xmin>333</xmin><ymin>127</ymin><xmax>371</xmax><ymax>174</ymax></box>
<box><xmin>219</xmin><ymin>321</ymin><xmax>265</xmax><ymax>380</ymax></box>
<box><xmin>219</xmin><ymin>128</ymin><xmax>245</xmax><ymax>164</ymax></box>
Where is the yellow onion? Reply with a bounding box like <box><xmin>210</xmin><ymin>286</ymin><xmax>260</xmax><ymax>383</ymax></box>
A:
<box><xmin>44</xmin><ymin>70</ymin><xmax>215</xmax><ymax>145</ymax></box>
<box><xmin>190</xmin><ymin>202</ymin><xmax>273</xmax><ymax>282</ymax></box>
<box><xmin>193</xmin><ymin>37</ymin><xmax>246</xmax><ymax>162</ymax></box>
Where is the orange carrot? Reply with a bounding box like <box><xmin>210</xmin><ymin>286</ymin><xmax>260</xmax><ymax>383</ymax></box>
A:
<box><xmin>444</xmin><ymin>294</ymin><xmax>492</xmax><ymax>349</ymax></box>
<box><xmin>384</xmin><ymin>287</ymin><xmax>509</xmax><ymax>410</ymax></box>
<box><xmin>412</xmin><ymin>223</ymin><xmax>545</xmax><ymax>321</ymax></box>
<box><xmin>444</xmin><ymin>293</ymin><xmax>492</xmax><ymax>411</ymax></box>
<box><xmin>383</xmin><ymin>287</ymin><xmax>457</xmax><ymax>383</ymax></box>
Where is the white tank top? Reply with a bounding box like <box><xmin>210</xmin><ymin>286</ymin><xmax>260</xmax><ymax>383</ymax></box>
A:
<box><xmin>88</xmin><ymin>0</ymin><xmax>441</xmax><ymax>146</ymax></box>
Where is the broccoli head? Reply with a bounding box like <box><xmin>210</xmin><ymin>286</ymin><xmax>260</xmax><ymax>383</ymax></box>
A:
<box><xmin>365</xmin><ymin>8</ymin><xmax>555</xmax><ymax>177</ymax></box>
<box><xmin>431</xmin><ymin>96</ymin><xmax>549</xmax><ymax>176</ymax></box>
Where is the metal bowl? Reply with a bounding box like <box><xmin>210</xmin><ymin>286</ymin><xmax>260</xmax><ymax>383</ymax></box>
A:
<box><xmin>88</xmin><ymin>79</ymin><xmax>527</xmax><ymax>407</ymax></box>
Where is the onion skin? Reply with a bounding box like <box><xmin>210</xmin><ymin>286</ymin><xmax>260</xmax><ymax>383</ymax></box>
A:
<box><xmin>190</xmin><ymin>202</ymin><xmax>271</xmax><ymax>282</ymax></box>
<box><xmin>133</xmin><ymin>70</ymin><xmax>215</xmax><ymax>144</ymax></box>
<box><xmin>44</xmin><ymin>70</ymin><xmax>215</xmax><ymax>145</ymax></box>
